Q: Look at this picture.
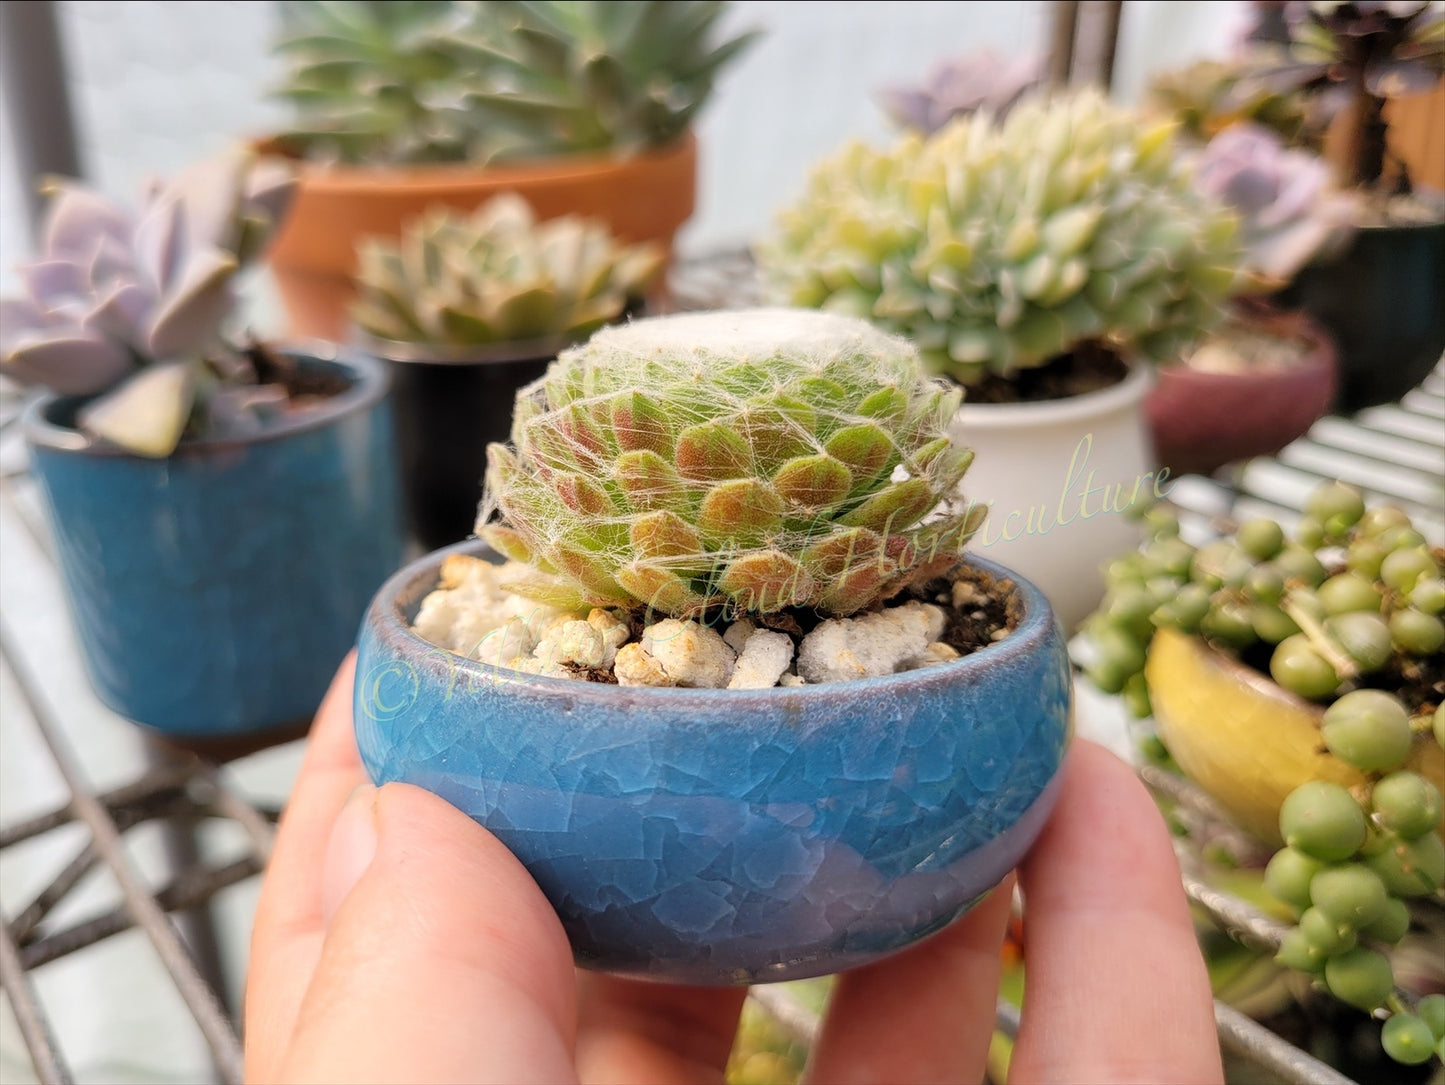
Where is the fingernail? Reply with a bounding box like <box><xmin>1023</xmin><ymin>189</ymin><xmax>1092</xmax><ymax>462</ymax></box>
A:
<box><xmin>321</xmin><ymin>785</ymin><xmax>379</xmax><ymax>924</ymax></box>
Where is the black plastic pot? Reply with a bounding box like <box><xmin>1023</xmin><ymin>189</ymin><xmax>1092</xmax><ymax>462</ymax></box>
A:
<box><xmin>1273</xmin><ymin>220</ymin><xmax>1445</xmax><ymax>413</ymax></box>
<box><xmin>367</xmin><ymin>337</ymin><xmax>564</xmax><ymax>551</ymax></box>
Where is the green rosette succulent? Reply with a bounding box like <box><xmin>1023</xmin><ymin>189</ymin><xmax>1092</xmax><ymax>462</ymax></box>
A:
<box><xmin>759</xmin><ymin>89</ymin><xmax>1247</xmax><ymax>385</ymax></box>
<box><xmin>1146</xmin><ymin>58</ymin><xmax>1322</xmax><ymax>149</ymax></box>
<box><xmin>478</xmin><ymin>309</ymin><xmax>985</xmax><ymax>618</ymax></box>
<box><xmin>272</xmin><ymin>0</ymin><xmax>758</xmax><ymax>165</ymax></box>
<box><xmin>352</xmin><ymin>194</ymin><xmax>664</xmax><ymax>348</ymax></box>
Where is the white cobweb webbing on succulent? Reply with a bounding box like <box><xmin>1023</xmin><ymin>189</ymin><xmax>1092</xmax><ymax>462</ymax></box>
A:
<box><xmin>477</xmin><ymin>309</ymin><xmax>986</xmax><ymax>620</ymax></box>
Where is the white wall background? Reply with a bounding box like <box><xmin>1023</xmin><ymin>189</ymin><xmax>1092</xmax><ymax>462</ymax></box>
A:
<box><xmin>2</xmin><ymin>0</ymin><xmax>1255</xmax><ymax>272</ymax></box>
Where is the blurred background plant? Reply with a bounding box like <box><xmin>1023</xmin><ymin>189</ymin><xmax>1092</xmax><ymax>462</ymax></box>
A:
<box><xmin>1242</xmin><ymin>0</ymin><xmax>1445</xmax><ymax>198</ymax></box>
<box><xmin>1145</xmin><ymin>55</ymin><xmax>1328</xmax><ymax>149</ymax></box>
<box><xmin>271</xmin><ymin>0</ymin><xmax>759</xmax><ymax>165</ymax></box>
<box><xmin>877</xmin><ymin>48</ymin><xmax>1041</xmax><ymax>134</ymax></box>
<box><xmin>1077</xmin><ymin>484</ymin><xmax>1445</xmax><ymax>1075</ymax></box>
<box><xmin>0</xmin><ymin>151</ymin><xmax>296</xmax><ymax>456</ymax></box>
<box><xmin>1189</xmin><ymin>121</ymin><xmax>1358</xmax><ymax>285</ymax></box>
<box><xmin>352</xmin><ymin>193</ymin><xmax>663</xmax><ymax>348</ymax></box>
<box><xmin>760</xmin><ymin>88</ymin><xmax>1245</xmax><ymax>391</ymax></box>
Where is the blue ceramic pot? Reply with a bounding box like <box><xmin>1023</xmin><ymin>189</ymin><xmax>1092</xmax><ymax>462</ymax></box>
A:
<box><xmin>355</xmin><ymin>542</ymin><xmax>1072</xmax><ymax>985</ymax></box>
<box><xmin>25</xmin><ymin>348</ymin><xmax>404</xmax><ymax>748</ymax></box>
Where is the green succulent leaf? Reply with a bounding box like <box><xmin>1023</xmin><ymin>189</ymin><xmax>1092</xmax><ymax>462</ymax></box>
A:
<box><xmin>697</xmin><ymin>479</ymin><xmax>786</xmax><ymax>547</ymax></box>
<box><xmin>675</xmin><ymin>420</ymin><xmax>753</xmax><ymax>481</ymax></box>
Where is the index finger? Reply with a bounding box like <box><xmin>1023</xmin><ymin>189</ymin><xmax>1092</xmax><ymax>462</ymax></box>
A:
<box><xmin>244</xmin><ymin>653</ymin><xmax>369</xmax><ymax>1081</ymax></box>
<box><xmin>1010</xmin><ymin>741</ymin><xmax>1223</xmax><ymax>1084</ymax></box>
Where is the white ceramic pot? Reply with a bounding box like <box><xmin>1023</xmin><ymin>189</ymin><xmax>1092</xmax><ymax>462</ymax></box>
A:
<box><xmin>949</xmin><ymin>365</ymin><xmax>1157</xmax><ymax>631</ymax></box>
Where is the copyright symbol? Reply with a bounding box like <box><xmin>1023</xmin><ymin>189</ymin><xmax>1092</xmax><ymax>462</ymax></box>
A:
<box><xmin>359</xmin><ymin>659</ymin><xmax>419</xmax><ymax>723</ymax></box>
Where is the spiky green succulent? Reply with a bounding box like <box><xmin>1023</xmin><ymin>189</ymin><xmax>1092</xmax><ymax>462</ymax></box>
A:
<box><xmin>759</xmin><ymin>89</ymin><xmax>1247</xmax><ymax>385</ymax></box>
<box><xmin>352</xmin><ymin>194</ymin><xmax>664</xmax><ymax>348</ymax></box>
<box><xmin>272</xmin><ymin>0</ymin><xmax>758</xmax><ymax>165</ymax></box>
<box><xmin>479</xmin><ymin>309</ymin><xmax>984</xmax><ymax>619</ymax></box>
<box><xmin>1145</xmin><ymin>58</ymin><xmax>1322</xmax><ymax>150</ymax></box>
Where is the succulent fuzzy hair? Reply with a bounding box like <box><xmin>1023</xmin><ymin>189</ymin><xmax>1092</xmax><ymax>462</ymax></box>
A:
<box><xmin>478</xmin><ymin>308</ymin><xmax>985</xmax><ymax>620</ymax></box>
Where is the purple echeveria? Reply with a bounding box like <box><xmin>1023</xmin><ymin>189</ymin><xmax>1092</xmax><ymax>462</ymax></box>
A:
<box><xmin>1193</xmin><ymin>122</ymin><xmax>1359</xmax><ymax>283</ymax></box>
<box><xmin>1</xmin><ymin>151</ymin><xmax>296</xmax><ymax>456</ymax></box>
<box><xmin>878</xmin><ymin>49</ymin><xmax>1041</xmax><ymax>135</ymax></box>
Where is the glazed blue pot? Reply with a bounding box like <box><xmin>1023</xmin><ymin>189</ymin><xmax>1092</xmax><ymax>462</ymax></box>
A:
<box><xmin>355</xmin><ymin>542</ymin><xmax>1072</xmax><ymax>985</ymax></box>
<box><xmin>25</xmin><ymin>348</ymin><xmax>404</xmax><ymax>749</ymax></box>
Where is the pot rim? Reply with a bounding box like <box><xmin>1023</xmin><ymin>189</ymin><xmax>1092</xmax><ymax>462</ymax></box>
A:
<box><xmin>255</xmin><ymin>131</ymin><xmax>697</xmax><ymax>191</ymax></box>
<box><xmin>1157</xmin><ymin>628</ymin><xmax>1325</xmax><ymax>719</ymax></box>
<box><xmin>1167</xmin><ymin>307</ymin><xmax>1338</xmax><ymax>384</ymax></box>
<box><xmin>21</xmin><ymin>342</ymin><xmax>390</xmax><ymax>457</ymax></box>
<box><xmin>954</xmin><ymin>358</ymin><xmax>1153</xmax><ymax>428</ymax></box>
<box><xmin>366</xmin><ymin>540</ymin><xmax>1062</xmax><ymax>706</ymax></box>
<box><xmin>354</xmin><ymin>330</ymin><xmax>573</xmax><ymax>366</ymax></box>
<box><xmin>1346</xmin><ymin>216</ymin><xmax>1445</xmax><ymax>237</ymax></box>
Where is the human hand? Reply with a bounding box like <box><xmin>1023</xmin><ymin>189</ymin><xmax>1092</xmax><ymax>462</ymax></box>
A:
<box><xmin>244</xmin><ymin>654</ymin><xmax>1224</xmax><ymax>1084</ymax></box>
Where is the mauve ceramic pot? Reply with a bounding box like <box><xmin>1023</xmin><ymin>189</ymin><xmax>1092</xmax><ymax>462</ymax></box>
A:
<box><xmin>24</xmin><ymin>349</ymin><xmax>405</xmax><ymax>750</ymax></box>
<box><xmin>1147</xmin><ymin>310</ymin><xmax>1338</xmax><ymax>478</ymax></box>
<box><xmin>354</xmin><ymin>541</ymin><xmax>1072</xmax><ymax>985</ymax></box>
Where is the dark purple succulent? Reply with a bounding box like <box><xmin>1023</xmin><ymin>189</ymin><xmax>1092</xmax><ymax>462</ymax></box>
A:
<box><xmin>1246</xmin><ymin>1</ymin><xmax>1445</xmax><ymax>189</ymax></box>
<box><xmin>878</xmin><ymin>49</ymin><xmax>1041</xmax><ymax>134</ymax></box>
<box><xmin>1</xmin><ymin>152</ymin><xmax>295</xmax><ymax>456</ymax></box>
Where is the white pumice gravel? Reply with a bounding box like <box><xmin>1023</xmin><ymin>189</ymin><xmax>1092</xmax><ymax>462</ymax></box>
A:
<box><xmin>907</xmin><ymin>641</ymin><xmax>961</xmax><ymax>670</ymax></box>
<box><xmin>795</xmin><ymin>601</ymin><xmax>947</xmax><ymax>684</ymax></box>
<box><xmin>413</xmin><ymin>556</ymin><xmax>576</xmax><ymax>667</ymax></box>
<box><xmin>722</xmin><ymin>618</ymin><xmax>758</xmax><ymax>656</ymax></box>
<box><xmin>413</xmin><ymin>558</ymin><xmax>1006</xmax><ymax>686</ymax></box>
<box><xmin>951</xmin><ymin>578</ymin><xmax>991</xmax><ymax>610</ymax></box>
<box><xmin>530</xmin><ymin>609</ymin><xmax>631</xmax><ymax>673</ymax></box>
<box><xmin>641</xmin><ymin>620</ymin><xmax>737</xmax><ymax>688</ymax></box>
<box><xmin>727</xmin><ymin>629</ymin><xmax>795</xmax><ymax>690</ymax></box>
<box><xmin>613</xmin><ymin>642</ymin><xmax>675</xmax><ymax>687</ymax></box>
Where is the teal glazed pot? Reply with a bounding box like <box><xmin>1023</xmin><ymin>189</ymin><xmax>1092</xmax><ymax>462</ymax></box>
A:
<box><xmin>24</xmin><ymin>348</ymin><xmax>404</xmax><ymax>750</ymax></box>
<box><xmin>354</xmin><ymin>542</ymin><xmax>1072</xmax><ymax>985</ymax></box>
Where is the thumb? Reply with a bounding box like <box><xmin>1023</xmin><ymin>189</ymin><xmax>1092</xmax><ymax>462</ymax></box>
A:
<box><xmin>273</xmin><ymin>783</ymin><xmax>579</xmax><ymax>1084</ymax></box>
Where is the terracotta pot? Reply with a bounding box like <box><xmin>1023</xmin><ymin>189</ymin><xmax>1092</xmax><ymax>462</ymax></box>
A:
<box><xmin>1384</xmin><ymin>80</ymin><xmax>1445</xmax><ymax>192</ymax></box>
<box><xmin>1147</xmin><ymin>308</ymin><xmax>1337</xmax><ymax>478</ymax></box>
<box><xmin>264</xmin><ymin>134</ymin><xmax>698</xmax><ymax>340</ymax></box>
<box><xmin>1146</xmin><ymin>628</ymin><xmax>1445</xmax><ymax>846</ymax></box>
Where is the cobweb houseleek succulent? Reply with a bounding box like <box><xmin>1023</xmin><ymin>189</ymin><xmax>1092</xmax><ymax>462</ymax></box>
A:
<box><xmin>478</xmin><ymin>308</ymin><xmax>986</xmax><ymax>619</ymax></box>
